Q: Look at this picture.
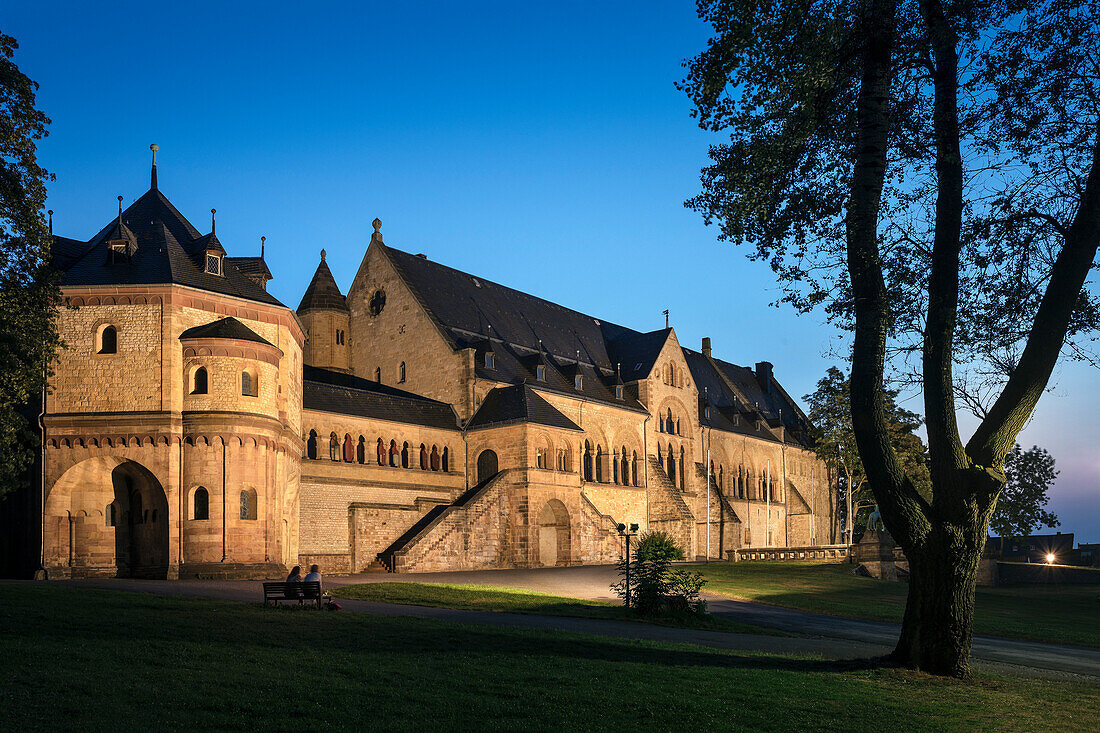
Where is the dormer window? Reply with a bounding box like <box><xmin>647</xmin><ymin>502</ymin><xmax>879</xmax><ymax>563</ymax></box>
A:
<box><xmin>484</xmin><ymin>352</ymin><xmax>495</xmax><ymax>369</ymax></box>
<box><xmin>705</xmin><ymin>406</ymin><xmax>711</xmax><ymax>419</ymax></box>
<box><xmin>615</xmin><ymin>385</ymin><xmax>623</xmax><ymax>400</ymax></box>
<box><xmin>574</xmin><ymin>374</ymin><xmax>583</xmax><ymax>390</ymax></box>
<box><xmin>536</xmin><ymin>364</ymin><xmax>546</xmax><ymax>381</ymax></box>
<box><xmin>108</xmin><ymin>243</ymin><xmax>130</xmax><ymax>264</ymax></box>
<box><xmin>205</xmin><ymin>254</ymin><xmax>222</xmax><ymax>275</ymax></box>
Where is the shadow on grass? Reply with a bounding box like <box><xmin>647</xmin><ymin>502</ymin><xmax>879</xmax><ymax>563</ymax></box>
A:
<box><xmin>12</xmin><ymin>586</ymin><xmax>883</xmax><ymax>678</ymax></box>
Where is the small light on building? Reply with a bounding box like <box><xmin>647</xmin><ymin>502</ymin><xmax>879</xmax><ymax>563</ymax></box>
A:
<box><xmin>1046</xmin><ymin>553</ymin><xmax>1055</xmax><ymax>564</ymax></box>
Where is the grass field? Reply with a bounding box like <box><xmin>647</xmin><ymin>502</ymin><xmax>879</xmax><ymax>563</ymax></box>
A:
<box><xmin>2</xmin><ymin>584</ymin><xmax>1098</xmax><ymax>732</ymax></box>
<box><xmin>331</xmin><ymin>581</ymin><xmax>779</xmax><ymax>635</ymax></box>
<box><xmin>690</xmin><ymin>561</ymin><xmax>1100</xmax><ymax>647</ymax></box>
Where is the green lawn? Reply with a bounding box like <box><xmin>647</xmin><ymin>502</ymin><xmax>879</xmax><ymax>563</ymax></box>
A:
<box><xmin>331</xmin><ymin>581</ymin><xmax>778</xmax><ymax>635</ymax></box>
<box><xmin>2</xmin><ymin>585</ymin><xmax>1098</xmax><ymax>732</ymax></box>
<box><xmin>690</xmin><ymin>561</ymin><xmax>1100</xmax><ymax>648</ymax></box>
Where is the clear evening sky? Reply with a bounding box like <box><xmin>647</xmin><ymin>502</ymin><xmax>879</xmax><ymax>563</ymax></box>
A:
<box><xmin>8</xmin><ymin>2</ymin><xmax>1096</xmax><ymax>541</ymax></box>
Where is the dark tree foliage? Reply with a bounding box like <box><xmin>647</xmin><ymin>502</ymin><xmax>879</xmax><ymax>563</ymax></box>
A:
<box><xmin>682</xmin><ymin>0</ymin><xmax>1100</xmax><ymax>677</ymax></box>
<box><xmin>804</xmin><ymin>366</ymin><xmax>931</xmax><ymax>538</ymax></box>
<box><xmin>989</xmin><ymin>444</ymin><xmax>1059</xmax><ymax>539</ymax></box>
<box><xmin>0</xmin><ymin>31</ymin><xmax>60</xmax><ymax>500</ymax></box>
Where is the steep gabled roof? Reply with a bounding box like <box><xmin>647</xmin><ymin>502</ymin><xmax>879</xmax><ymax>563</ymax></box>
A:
<box><xmin>54</xmin><ymin>186</ymin><xmax>284</xmax><ymax>307</ymax></box>
<box><xmin>297</xmin><ymin>253</ymin><xmax>348</xmax><ymax>312</ymax></box>
<box><xmin>303</xmin><ymin>366</ymin><xmax>459</xmax><ymax>430</ymax></box>
<box><xmin>178</xmin><ymin>316</ymin><xmax>274</xmax><ymax>346</ymax></box>
<box><xmin>607</xmin><ymin>328</ymin><xmax>671</xmax><ymax>382</ymax></box>
<box><xmin>466</xmin><ymin>384</ymin><xmax>582</xmax><ymax>431</ymax></box>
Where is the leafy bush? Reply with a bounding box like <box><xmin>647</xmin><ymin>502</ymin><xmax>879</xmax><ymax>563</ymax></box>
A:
<box><xmin>633</xmin><ymin>531</ymin><xmax>686</xmax><ymax>562</ymax></box>
<box><xmin>611</xmin><ymin>533</ymin><xmax>706</xmax><ymax>616</ymax></box>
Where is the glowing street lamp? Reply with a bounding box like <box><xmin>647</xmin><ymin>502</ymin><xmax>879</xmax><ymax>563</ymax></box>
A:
<box><xmin>1046</xmin><ymin>553</ymin><xmax>1056</xmax><ymax>564</ymax></box>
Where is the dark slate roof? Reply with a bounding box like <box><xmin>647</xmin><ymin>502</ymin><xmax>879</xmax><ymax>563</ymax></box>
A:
<box><xmin>297</xmin><ymin>255</ymin><xmax>347</xmax><ymax>312</ymax></box>
<box><xmin>53</xmin><ymin>186</ymin><xmax>284</xmax><ymax>307</ymax></box>
<box><xmin>303</xmin><ymin>365</ymin><xmax>459</xmax><ymax>430</ymax></box>
<box><xmin>225</xmin><ymin>256</ymin><xmax>273</xmax><ymax>281</ymax></box>
<box><xmin>466</xmin><ymin>384</ymin><xmax>583</xmax><ymax>431</ymax></box>
<box><xmin>50</xmin><ymin>236</ymin><xmax>92</xmax><ymax>271</ymax></box>
<box><xmin>381</xmin><ymin>244</ymin><xmax>652</xmax><ymax>411</ymax></box>
<box><xmin>376</xmin><ymin>243</ymin><xmax>813</xmax><ymax>427</ymax></box>
<box><xmin>178</xmin><ymin>316</ymin><xmax>275</xmax><ymax>347</ymax></box>
<box><xmin>684</xmin><ymin>349</ymin><xmax>813</xmax><ymax>447</ymax></box>
<box><xmin>607</xmin><ymin>329</ymin><xmax>671</xmax><ymax>382</ymax></box>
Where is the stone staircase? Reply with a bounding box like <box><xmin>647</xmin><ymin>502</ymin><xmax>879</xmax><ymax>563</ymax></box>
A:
<box><xmin>646</xmin><ymin>455</ymin><xmax>696</xmax><ymax>555</ymax></box>
<box><xmin>693</xmin><ymin>462</ymin><xmax>742</xmax><ymax>558</ymax></box>
<box><xmin>377</xmin><ymin>470</ymin><xmax>511</xmax><ymax>572</ymax></box>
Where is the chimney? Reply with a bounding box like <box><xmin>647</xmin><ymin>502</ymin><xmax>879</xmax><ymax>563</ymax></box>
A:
<box><xmin>755</xmin><ymin>361</ymin><xmax>773</xmax><ymax>393</ymax></box>
<box><xmin>702</xmin><ymin>337</ymin><xmax>712</xmax><ymax>358</ymax></box>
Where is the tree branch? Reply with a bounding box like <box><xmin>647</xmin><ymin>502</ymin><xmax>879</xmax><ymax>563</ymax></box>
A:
<box><xmin>969</xmin><ymin>118</ymin><xmax>1100</xmax><ymax>464</ymax></box>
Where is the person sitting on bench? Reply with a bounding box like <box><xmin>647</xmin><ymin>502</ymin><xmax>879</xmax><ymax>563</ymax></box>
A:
<box><xmin>303</xmin><ymin>564</ymin><xmax>322</xmax><ymax>602</ymax></box>
<box><xmin>285</xmin><ymin>565</ymin><xmax>303</xmax><ymax>602</ymax></box>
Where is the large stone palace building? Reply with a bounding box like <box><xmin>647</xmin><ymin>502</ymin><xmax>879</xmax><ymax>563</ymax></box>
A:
<box><xmin>30</xmin><ymin>155</ymin><xmax>835</xmax><ymax>579</ymax></box>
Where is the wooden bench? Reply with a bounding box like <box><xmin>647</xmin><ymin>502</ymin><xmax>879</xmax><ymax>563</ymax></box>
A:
<box><xmin>262</xmin><ymin>581</ymin><xmax>323</xmax><ymax>608</ymax></box>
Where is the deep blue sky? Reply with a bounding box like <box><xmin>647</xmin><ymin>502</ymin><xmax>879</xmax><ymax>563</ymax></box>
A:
<box><xmin>8</xmin><ymin>2</ymin><xmax>1097</xmax><ymax>542</ymax></box>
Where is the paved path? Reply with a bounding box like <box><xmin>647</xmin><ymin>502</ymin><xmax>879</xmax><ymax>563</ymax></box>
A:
<box><xmin>38</xmin><ymin>564</ymin><xmax>1100</xmax><ymax>680</ymax></box>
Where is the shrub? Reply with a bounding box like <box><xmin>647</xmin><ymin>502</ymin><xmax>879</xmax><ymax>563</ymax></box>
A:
<box><xmin>633</xmin><ymin>531</ymin><xmax>685</xmax><ymax>562</ymax></box>
<box><xmin>611</xmin><ymin>533</ymin><xmax>706</xmax><ymax>616</ymax></box>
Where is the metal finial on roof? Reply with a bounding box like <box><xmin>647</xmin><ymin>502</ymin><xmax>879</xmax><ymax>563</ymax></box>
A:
<box><xmin>663</xmin><ymin>309</ymin><xmax>670</xmax><ymax>328</ymax></box>
<box><xmin>210</xmin><ymin>208</ymin><xmax>216</xmax><ymax>234</ymax></box>
<box><xmin>371</xmin><ymin>217</ymin><xmax>384</xmax><ymax>245</ymax></box>
<box><xmin>150</xmin><ymin>144</ymin><xmax>159</xmax><ymax>190</ymax></box>
<box><xmin>320</xmin><ymin>248</ymin><xmax>327</xmax><ymax>261</ymax></box>
<box><xmin>47</xmin><ymin>210</ymin><xmax>53</xmax><ymax>234</ymax></box>
<box><xmin>117</xmin><ymin>195</ymin><xmax>123</xmax><ymax>218</ymax></box>
<box><xmin>261</xmin><ymin>235</ymin><xmax>266</xmax><ymax>258</ymax></box>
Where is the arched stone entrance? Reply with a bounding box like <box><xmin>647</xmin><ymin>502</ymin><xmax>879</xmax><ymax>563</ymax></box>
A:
<box><xmin>476</xmin><ymin>449</ymin><xmax>498</xmax><ymax>484</ymax></box>
<box><xmin>537</xmin><ymin>499</ymin><xmax>571</xmax><ymax>567</ymax></box>
<box><xmin>45</xmin><ymin>457</ymin><xmax>170</xmax><ymax>578</ymax></box>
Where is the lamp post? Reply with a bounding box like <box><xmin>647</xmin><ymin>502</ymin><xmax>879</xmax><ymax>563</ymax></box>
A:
<box><xmin>617</xmin><ymin>522</ymin><xmax>639</xmax><ymax>608</ymax></box>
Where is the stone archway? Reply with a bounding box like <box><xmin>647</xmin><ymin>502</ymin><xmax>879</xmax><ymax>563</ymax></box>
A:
<box><xmin>45</xmin><ymin>457</ymin><xmax>170</xmax><ymax>578</ymax></box>
<box><xmin>537</xmin><ymin>499</ymin><xmax>571</xmax><ymax>567</ymax></box>
<box><xmin>476</xmin><ymin>449</ymin><xmax>498</xmax><ymax>484</ymax></box>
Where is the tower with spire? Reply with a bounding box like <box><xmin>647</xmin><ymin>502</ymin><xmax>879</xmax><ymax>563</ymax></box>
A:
<box><xmin>298</xmin><ymin>249</ymin><xmax>351</xmax><ymax>372</ymax></box>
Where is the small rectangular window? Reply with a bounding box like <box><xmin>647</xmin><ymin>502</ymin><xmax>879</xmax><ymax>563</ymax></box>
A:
<box><xmin>485</xmin><ymin>353</ymin><xmax>495</xmax><ymax>369</ymax></box>
<box><xmin>206</xmin><ymin>254</ymin><xmax>221</xmax><ymax>275</ymax></box>
<box><xmin>615</xmin><ymin>385</ymin><xmax>623</xmax><ymax>400</ymax></box>
<box><xmin>536</xmin><ymin>364</ymin><xmax>545</xmax><ymax>381</ymax></box>
<box><xmin>574</xmin><ymin>375</ymin><xmax>583</xmax><ymax>390</ymax></box>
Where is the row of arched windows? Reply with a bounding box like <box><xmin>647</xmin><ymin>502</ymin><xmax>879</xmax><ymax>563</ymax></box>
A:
<box><xmin>581</xmin><ymin>440</ymin><xmax>640</xmax><ymax>486</ymax></box>
<box><xmin>305</xmin><ymin>431</ymin><xmax>452</xmax><ymax>472</ymax></box>
<box><xmin>187</xmin><ymin>366</ymin><xmax>260</xmax><ymax>397</ymax></box>
<box><xmin>662</xmin><ymin>443</ymin><xmax>687</xmax><ymax>489</ymax></box>
<box><xmin>658</xmin><ymin>408</ymin><xmax>682</xmax><ymax>435</ymax></box>
<box><xmin>702</xmin><ymin>463</ymin><xmax>780</xmax><ymax>502</ymax></box>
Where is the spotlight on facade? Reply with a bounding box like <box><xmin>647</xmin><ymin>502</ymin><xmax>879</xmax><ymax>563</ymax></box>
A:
<box><xmin>617</xmin><ymin>523</ymin><xmax>626</xmax><ymax>533</ymax></box>
<box><xmin>1046</xmin><ymin>553</ymin><xmax>1056</xmax><ymax>564</ymax></box>
<box><xmin>629</xmin><ymin>522</ymin><xmax>639</xmax><ymax>533</ymax></box>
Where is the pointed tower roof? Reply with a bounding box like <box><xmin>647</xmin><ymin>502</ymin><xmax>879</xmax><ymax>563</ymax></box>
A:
<box><xmin>297</xmin><ymin>250</ymin><xmax>348</xmax><ymax>312</ymax></box>
<box><xmin>53</xmin><ymin>149</ymin><xmax>284</xmax><ymax>307</ymax></box>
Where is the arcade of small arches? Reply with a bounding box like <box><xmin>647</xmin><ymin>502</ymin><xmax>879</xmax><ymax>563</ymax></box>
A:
<box><xmin>578</xmin><ymin>440</ymin><xmax>641</xmax><ymax>487</ymax></box>
<box><xmin>304</xmin><ymin>430</ymin><xmax>453</xmax><ymax>472</ymax></box>
<box><xmin>45</xmin><ymin>433</ymin><xmax>286</xmax><ymax>451</ymax></box>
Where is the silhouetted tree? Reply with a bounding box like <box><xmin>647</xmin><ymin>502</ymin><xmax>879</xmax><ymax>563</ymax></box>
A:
<box><xmin>681</xmin><ymin>0</ymin><xmax>1100</xmax><ymax>676</ymax></box>
<box><xmin>0</xmin><ymin>31</ymin><xmax>61</xmax><ymax>500</ymax></box>
<box><xmin>989</xmin><ymin>444</ymin><xmax>1059</xmax><ymax>540</ymax></box>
